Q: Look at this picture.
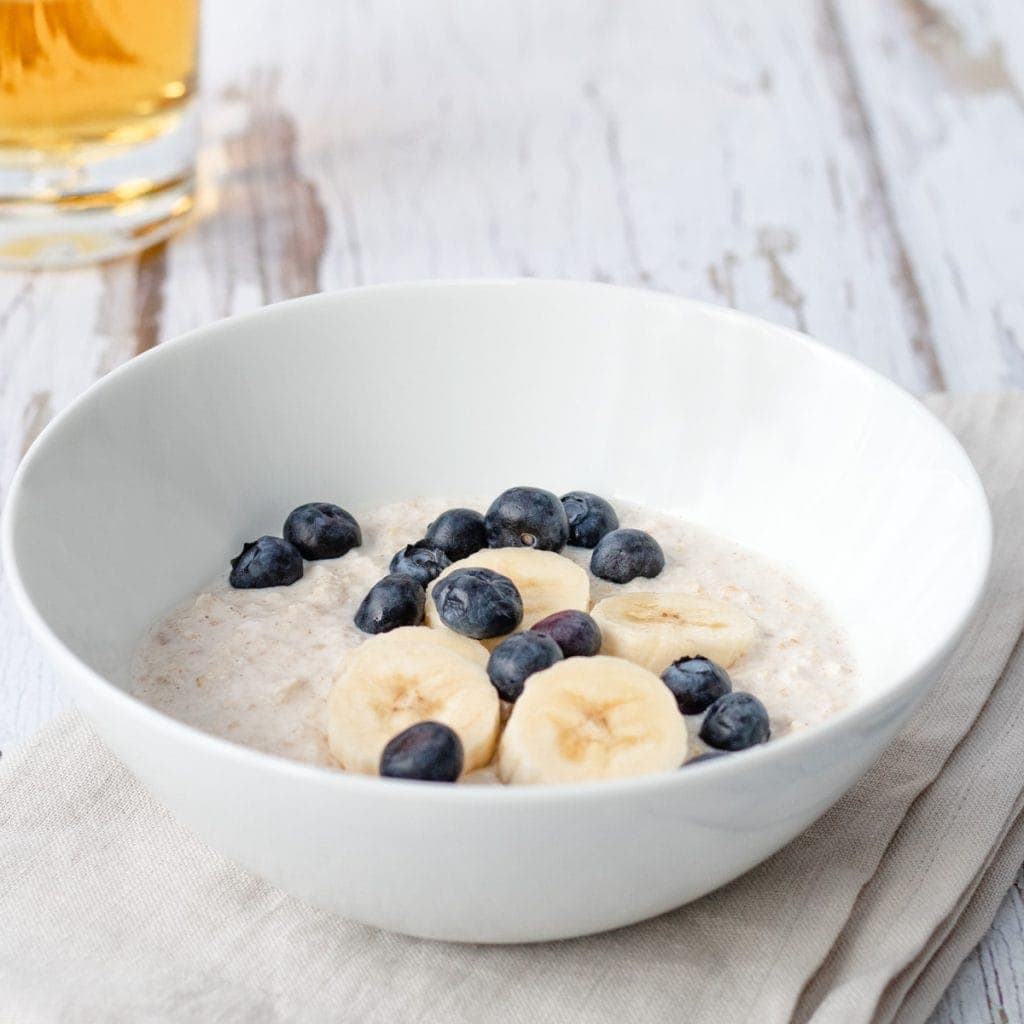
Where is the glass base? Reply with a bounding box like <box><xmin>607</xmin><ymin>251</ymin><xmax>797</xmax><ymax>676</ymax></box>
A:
<box><xmin>0</xmin><ymin>101</ymin><xmax>197</xmax><ymax>269</ymax></box>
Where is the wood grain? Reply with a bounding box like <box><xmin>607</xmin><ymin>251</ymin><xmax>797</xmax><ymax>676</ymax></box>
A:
<box><xmin>834</xmin><ymin>0</ymin><xmax>1024</xmax><ymax>390</ymax></box>
<box><xmin>1</xmin><ymin>1</ymin><xmax>1022</xmax><ymax>1019</ymax></box>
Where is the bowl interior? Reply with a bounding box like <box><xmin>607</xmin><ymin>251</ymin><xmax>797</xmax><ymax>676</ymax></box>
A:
<box><xmin>6</xmin><ymin>282</ymin><xmax>989</xmax><ymax>710</ymax></box>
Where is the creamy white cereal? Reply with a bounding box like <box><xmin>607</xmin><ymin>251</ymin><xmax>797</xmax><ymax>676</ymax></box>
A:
<box><xmin>131</xmin><ymin>499</ymin><xmax>857</xmax><ymax>775</ymax></box>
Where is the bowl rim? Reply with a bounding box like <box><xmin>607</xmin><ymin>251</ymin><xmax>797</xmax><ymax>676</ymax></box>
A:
<box><xmin>1</xmin><ymin>278</ymin><xmax>994</xmax><ymax>804</ymax></box>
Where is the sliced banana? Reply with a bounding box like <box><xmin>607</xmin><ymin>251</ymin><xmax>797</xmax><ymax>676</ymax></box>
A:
<box><xmin>328</xmin><ymin>627</ymin><xmax>499</xmax><ymax>776</ymax></box>
<box><xmin>497</xmin><ymin>655</ymin><xmax>687</xmax><ymax>784</ymax></box>
<box><xmin>425</xmin><ymin>547</ymin><xmax>590</xmax><ymax>649</ymax></box>
<box><xmin>591</xmin><ymin>593</ymin><xmax>757</xmax><ymax>673</ymax></box>
<box><xmin>375</xmin><ymin>624</ymin><xmax>490</xmax><ymax>668</ymax></box>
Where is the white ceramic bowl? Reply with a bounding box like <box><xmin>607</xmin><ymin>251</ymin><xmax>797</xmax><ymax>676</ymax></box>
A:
<box><xmin>3</xmin><ymin>280</ymin><xmax>991</xmax><ymax>943</ymax></box>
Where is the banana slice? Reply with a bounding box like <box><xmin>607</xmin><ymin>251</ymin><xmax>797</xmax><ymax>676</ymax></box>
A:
<box><xmin>591</xmin><ymin>593</ymin><xmax>757</xmax><ymax>673</ymax></box>
<box><xmin>497</xmin><ymin>655</ymin><xmax>687</xmax><ymax>784</ymax></box>
<box><xmin>328</xmin><ymin>627</ymin><xmax>499</xmax><ymax>776</ymax></box>
<box><xmin>425</xmin><ymin>547</ymin><xmax>590</xmax><ymax>649</ymax></box>
<box><xmin>375</xmin><ymin>624</ymin><xmax>490</xmax><ymax>668</ymax></box>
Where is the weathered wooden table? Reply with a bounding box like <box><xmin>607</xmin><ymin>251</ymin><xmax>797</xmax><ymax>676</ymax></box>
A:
<box><xmin>1</xmin><ymin>2</ymin><xmax>1021</xmax><ymax>1019</ymax></box>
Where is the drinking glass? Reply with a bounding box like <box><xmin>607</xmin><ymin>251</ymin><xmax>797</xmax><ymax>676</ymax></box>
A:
<box><xmin>0</xmin><ymin>0</ymin><xmax>199</xmax><ymax>267</ymax></box>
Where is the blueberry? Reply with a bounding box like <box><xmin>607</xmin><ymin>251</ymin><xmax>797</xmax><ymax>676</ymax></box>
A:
<box><xmin>379</xmin><ymin>721</ymin><xmax>463</xmax><ymax>782</ymax></box>
<box><xmin>683</xmin><ymin>751</ymin><xmax>729</xmax><ymax>767</ymax></box>
<box><xmin>560</xmin><ymin>491</ymin><xmax>619</xmax><ymax>548</ymax></box>
<box><xmin>283</xmin><ymin>502</ymin><xmax>361</xmax><ymax>560</ymax></box>
<box><xmin>389</xmin><ymin>541</ymin><xmax>451</xmax><ymax>587</ymax></box>
<box><xmin>699</xmin><ymin>692</ymin><xmax>771</xmax><ymax>751</ymax></box>
<box><xmin>229</xmin><ymin>536</ymin><xmax>303</xmax><ymax>589</ymax></box>
<box><xmin>424</xmin><ymin>508</ymin><xmax>487</xmax><ymax>561</ymax></box>
<box><xmin>487</xmin><ymin>632</ymin><xmax>563</xmax><ymax>702</ymax></box>
<box><xmin>432</xmin><ymin>567</ymin><xmax>523</xmax><ymax>639</ymax></box>
<box><xmin>661</xmin><ymin>656</ymin><xmax>732</xmax><ymax>715</ymax></box>
<box><xmin>590</xmin><ymin>528</ymin><xmax>665</xmax><ymax>583</ymax></box>
<box><xmin>530</xmin><ymin>609</ymin><xmax>602</xmax><ymax>658</ymax></box>
<box><xmin>354</xmin><ymin>574</ymin><xmax>425</xmax><ymax>634</ymax></box>
<box><xmin>485</xmin><ymin>486</ymin><xmax>569</xmax><ymax>551</ymax></box>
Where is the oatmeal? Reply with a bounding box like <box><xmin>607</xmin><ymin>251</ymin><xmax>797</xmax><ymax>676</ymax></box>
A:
<box><xmin>131</xmin><ymin>497</ymin><xmax>857</xmax><ymax>776</ymax></box>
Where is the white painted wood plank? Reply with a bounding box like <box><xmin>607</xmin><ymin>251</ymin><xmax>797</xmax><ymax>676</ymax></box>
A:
<box><xmin>318</xmin><ymin>0</ymin><xmax>943</xmax><ymax>388</ymax></box>
<box><xmin>158</xmin><ymin>0</ymin><xmax>943</xmax><ymax>387</ymax></box>
<box><xmin>833</xmin><ymin>0</ymin><xmax>1024</xmax><ymax>390</ymax></box>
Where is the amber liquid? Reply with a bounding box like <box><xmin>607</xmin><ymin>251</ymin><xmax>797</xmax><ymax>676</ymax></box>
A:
<box><xmin>0</xmin><ymin>0</ymin><xmax>199</xmax><ymax>152</ymax></box>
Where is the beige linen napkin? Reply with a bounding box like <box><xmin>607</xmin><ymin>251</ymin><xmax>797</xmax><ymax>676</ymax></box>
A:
<box><xmin>2</xmin><ymin>392</ymin><xmax>1022</xmax><ymax>1024</ymax></box>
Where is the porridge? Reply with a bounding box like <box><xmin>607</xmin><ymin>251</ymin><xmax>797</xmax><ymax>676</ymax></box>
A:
<box><xmin>132</xmin><ymin>489</ymin><xmax>856</xmax><ymax>784</ymax></box>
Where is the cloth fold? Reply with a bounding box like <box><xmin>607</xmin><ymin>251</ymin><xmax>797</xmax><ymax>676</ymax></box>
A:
<box><xmin>2</xmin><ymin>392</ymin><xmax>1023</xmax><ymax>1024</ymax></box>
